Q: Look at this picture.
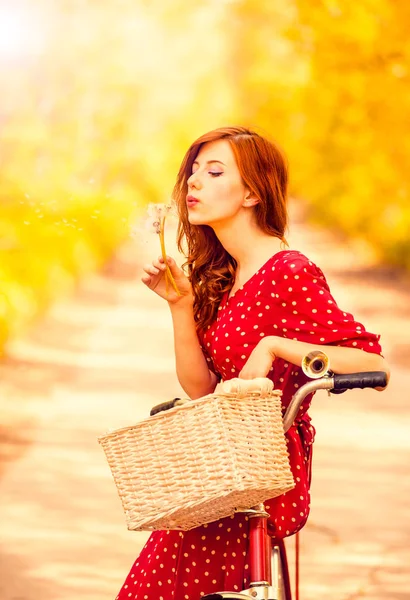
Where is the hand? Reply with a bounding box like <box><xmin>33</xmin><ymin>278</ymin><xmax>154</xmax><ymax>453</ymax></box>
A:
<box><xmin>238</xmin><ymin>337</ymin><xmax>276</xmax><ymax>379</ymax></box>
<box><xmin>141</xmin><ymin>255</ymin><xmax>193</xmax><ymax>304</ymax></box>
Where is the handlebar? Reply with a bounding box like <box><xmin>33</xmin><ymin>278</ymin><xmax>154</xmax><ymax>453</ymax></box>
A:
<box><xmin>150</xmin><ymin>371</ymin><xmax>388</xmax><ymax>432</ymax></box>
<box><xmin>332</xmin><ymin>371</ymin><xmax>387</xmax><ymax>391</ymax></box>
<box><xmin>282</xmin><ymin>370</ymin><xmax>387</xmax><ymax>432</ymax></box>
<box><xmin>149</xmin><ymin>397</ymin><xmax>186</xmax><ymax>416</ymax></box>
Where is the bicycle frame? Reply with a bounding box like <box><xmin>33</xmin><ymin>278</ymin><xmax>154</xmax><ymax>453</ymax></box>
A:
<box><xmin>203</xmin><ymin>503</ymin><xmax>290</xmax><ymax>600</ymax></box>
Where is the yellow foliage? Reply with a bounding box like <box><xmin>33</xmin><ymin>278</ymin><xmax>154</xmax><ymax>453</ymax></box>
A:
<box><xmin>228</xmin><ymin>0</ymin><xmax>409</xmax><ymax>267</ymax></box>
<box><xmin>1</xmin><ymin>0</ymin><xmax>409</xmax><ymax>354</ymax></box>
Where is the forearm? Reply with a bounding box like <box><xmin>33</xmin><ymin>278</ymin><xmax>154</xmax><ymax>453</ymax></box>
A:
<box><xmin>169</xmin><ymin>301</ymin><xmax>218</xmax><ymax>399</ymax></box>
<box><xmin>266</xmin><ymin>336</ymin><xmax>390</xmax><ymax>381</ymax></box>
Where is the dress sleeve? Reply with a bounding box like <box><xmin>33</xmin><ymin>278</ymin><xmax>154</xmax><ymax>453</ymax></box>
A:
<box><xmin>276</xmin><ymin>255</ymin><xmax>382</xmax><ymax>355</ymax></box>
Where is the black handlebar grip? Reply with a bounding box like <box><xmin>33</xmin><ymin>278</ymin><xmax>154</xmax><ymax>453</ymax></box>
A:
<box><xmin>150</xmin><ymin>398</ymin><xmax>182</xmax><ymax>416</ymax></box>
<box><xmin>333</xmin><ymin>371</ymin><xmax>387</xmax><ymax>391</ymax></box>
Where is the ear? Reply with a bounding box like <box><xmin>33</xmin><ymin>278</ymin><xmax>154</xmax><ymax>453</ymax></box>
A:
<box><xmin>242</xmin><ymin>191</ymin><xmax>259</xmax><ymax>208</ymax></box>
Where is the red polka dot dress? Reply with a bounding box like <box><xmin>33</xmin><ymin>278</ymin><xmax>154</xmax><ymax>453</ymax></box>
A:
<box><xmin>116</xmin><ymin>250</ymin><xmax>382</xmax><ymax>600</ymax></box>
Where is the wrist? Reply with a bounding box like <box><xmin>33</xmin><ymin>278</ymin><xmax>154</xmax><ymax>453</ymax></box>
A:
<box><xmin>264</xmin><ymin>335</ymin><xmax>278</xmax><ymax>359</ymax></box>
<box><xmin>168</xmin><ymin>294</ymin><xmax>194</xmax><ymax>311</ymax></box>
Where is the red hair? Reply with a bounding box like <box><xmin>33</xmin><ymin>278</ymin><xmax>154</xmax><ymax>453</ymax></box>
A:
<box><xmin>173</xmin><ymin>126</ymin><xmax>289</xmax><ymax>331</ymax></box>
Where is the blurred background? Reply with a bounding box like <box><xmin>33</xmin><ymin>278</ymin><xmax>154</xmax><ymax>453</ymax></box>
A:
<box><xmin>1</xmin><ymin>0</ymin><xmax>409</xmax><ymax>350</ymax></box>
<box><xmin>0</xmin><ymin>1</ymin><xmax>409</xmax><ymax>599</ymax></box>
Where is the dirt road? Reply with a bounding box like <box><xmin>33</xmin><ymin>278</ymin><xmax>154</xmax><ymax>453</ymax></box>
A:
<box><xmin>1</xmin><ymin>205</ymin><xmax>409</xmax><ymax>600</ymax></box>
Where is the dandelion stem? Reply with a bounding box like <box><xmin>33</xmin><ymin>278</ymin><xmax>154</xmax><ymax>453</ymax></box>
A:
<box><xmin>159</xmin><ymin>216</ymin><xmax>181</xmax><ymax>296</ymax></box>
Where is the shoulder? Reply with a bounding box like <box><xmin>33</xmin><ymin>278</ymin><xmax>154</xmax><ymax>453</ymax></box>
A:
<box><xmin>268</xmin><ymin>250</ymin><xmax>331</xmax><ymax>302</ymax></box>
<box><xmin>273</xmin><ymin>250</ymin><xmax>326</xmax><ymax>280</ymax></box>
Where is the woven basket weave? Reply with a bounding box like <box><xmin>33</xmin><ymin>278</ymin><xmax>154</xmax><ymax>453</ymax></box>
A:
<box><xmin>98</xmin><ymin>378</ymin><xmax>295</xmax><ymax>531</ymax></box>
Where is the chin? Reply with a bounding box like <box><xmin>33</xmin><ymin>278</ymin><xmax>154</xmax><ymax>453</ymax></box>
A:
<box><xmin>188</xmin><ymin>214</ymin><xmax>208</xmax><ymax>226</ymax></box>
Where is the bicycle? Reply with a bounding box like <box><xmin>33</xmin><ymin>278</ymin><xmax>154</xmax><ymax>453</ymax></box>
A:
<box><xmin>149</xmin><ymin>351</ymin><xmax>388</xmax><ymax>600</ymax></box>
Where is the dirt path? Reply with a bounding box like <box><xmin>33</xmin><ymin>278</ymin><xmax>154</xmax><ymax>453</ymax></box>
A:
<box><xmin>1</xmin><ymin>205</ymin><xmax>409</xmax><ymax>600</ymax></box>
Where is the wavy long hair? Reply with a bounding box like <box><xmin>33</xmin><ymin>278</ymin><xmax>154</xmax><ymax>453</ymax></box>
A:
<box><xmin>173</xmin><ymin>126</ymin><xmax>289</xmax><ymax>331</ymax></box>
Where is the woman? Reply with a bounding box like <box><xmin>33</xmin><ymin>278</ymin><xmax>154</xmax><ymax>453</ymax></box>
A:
<box><xmin>116</xmin><ymin>126</ymin><xmax>389</xmax><ymax>599</ymax></box>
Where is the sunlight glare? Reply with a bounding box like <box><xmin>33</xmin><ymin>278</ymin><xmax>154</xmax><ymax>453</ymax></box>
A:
<box><xmin>0</xmin><ymin>7</ymin><xmax>45</xmax><ymax>58</ymax></box>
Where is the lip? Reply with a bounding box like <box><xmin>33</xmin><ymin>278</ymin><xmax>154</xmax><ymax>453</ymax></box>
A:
<box><xmin>186</xmin><ymin>195</ymin><xmax>200</xmax><ymax>208</ymax></box>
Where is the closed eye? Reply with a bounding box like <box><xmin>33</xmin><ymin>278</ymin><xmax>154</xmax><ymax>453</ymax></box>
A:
<box><xmin>209</xmin><ymin>172</ymin><xmax>223</xmax><ymax>177</ymax></box>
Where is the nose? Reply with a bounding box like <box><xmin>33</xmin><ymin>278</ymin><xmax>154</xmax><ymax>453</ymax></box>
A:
<box><xmin>187</xmin><ymin>171</ymin><xmax>202</xmax><ymax>190</ymax></box>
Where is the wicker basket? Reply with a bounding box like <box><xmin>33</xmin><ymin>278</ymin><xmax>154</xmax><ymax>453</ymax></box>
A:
<box><xmin>98</xmin><ymin>378</ymin><xmax>295</xmax><ymax>531</ymax></box>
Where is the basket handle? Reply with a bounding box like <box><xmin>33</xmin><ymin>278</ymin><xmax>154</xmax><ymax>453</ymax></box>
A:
<box><xmin>216</xmin><ymin>377</ymin><xmax>275</xmax><ymax>398</ymax></box>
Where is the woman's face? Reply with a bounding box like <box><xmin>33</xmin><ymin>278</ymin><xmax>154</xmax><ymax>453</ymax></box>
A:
<box><xmin>186</xmin><ymin>139</ymin><xmax>250</xmax><ymax>227</ymax></box>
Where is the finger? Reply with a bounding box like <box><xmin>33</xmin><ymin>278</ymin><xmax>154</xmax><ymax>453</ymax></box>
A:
<box><xmin>163</xmin><ymin>255</ymin><xmax>183</xmax><ymax>276</ymax></box>
<box><xmin>153</xmin><ymin>258</ymin><xmax>166</xmax><ymax>271</ymax></box>
<box><xmin>141</xmin><ymin>274</ymin><xmax>151</xmax><ymax>285</ymax></box>
<box><xmin>238</xmin><ymin>368</ymin><xmax>253</xmax><ymax>379</ymax></box>
<box><xmin>142</xmin><ymin>263</ymin><xmax>153</xmax><ymax>274</ymax></box>
<box><xmin>159</xmin><ymin>255</ymin><xmax>175</xmax><ymax>267</ymax></box>
<box><xmin>142</xmin><ymin>264</ymin><xmax>160</xmax><ymax>276</ymax></box>
<box><xmin>238</xmin><ymin>367</ymin><xmax>267</xmax><ymax>380</ymax></box>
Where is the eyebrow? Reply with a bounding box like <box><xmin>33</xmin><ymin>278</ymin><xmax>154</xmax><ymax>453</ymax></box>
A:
<box><xmin>192</xmin><ymin>159</ymin><xmax>226</xmax><ymax>166</ymax></box>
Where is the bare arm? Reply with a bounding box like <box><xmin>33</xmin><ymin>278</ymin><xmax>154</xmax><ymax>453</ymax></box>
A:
<box><xmin>169</xmin><ymin>300</ymin><xmax>218</xmax><ymax>399</ymax></box>
<box><xmin>240</xmin><ymin>335</ymin><xmax>390</xmax><ymax>389</ymax></box>
<box><xmin>141</xmin><ymin>255</ymin><xmax>218</xmax><ymax>399</ymax></box>
<box><xmin>270</xmin><ymin>336</ymin><xmax>389</xmax><ymax>380</ymax></box>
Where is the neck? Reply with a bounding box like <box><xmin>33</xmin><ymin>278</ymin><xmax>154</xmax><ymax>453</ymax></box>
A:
<box><xmin>212</xmin><ymin>216</ymin><xmax>285</xmax><ymax>280</ymax></box>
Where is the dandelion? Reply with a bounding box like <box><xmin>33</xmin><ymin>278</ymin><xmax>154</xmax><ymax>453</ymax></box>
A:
<box><xmin>143</xmin><ymin>202</ymin><xmax>181</xmax><ymax>297</ymax></box>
